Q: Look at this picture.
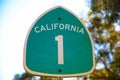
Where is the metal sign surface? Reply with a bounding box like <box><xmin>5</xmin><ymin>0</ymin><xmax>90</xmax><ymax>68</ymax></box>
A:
<box><xmin>24</xmin><ymin>6</ymin><xmax>95</xmax><ymax>77</ymax></box>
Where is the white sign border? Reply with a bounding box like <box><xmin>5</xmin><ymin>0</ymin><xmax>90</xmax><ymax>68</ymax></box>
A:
<box><xmin>23</xmin><ymin>5</ymin><xmax>95</xmax><ymax>77</ymax></box>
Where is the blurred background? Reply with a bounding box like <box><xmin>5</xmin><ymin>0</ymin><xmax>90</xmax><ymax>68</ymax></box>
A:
<box><xmin>0</xmin><ymin>0</ymin><xmax>120</xmax><ymax>80</ymax></box>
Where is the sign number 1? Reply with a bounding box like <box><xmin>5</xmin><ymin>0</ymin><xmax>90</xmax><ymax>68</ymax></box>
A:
<box><xmin>55</xmin><ymin>35</ymin><xmax>64</xmax><ymax>64</ymax></box>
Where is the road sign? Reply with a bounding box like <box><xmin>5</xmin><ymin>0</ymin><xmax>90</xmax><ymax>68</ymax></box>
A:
<box><xmin>24</xmin><ymin>6</ymin><xmax>95</xmax><ymax>77</ymax></box>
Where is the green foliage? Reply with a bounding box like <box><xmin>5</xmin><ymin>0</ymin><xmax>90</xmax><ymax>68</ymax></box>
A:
<box><xmin>13</xmin><ymin>73</ymin><xmax>34</xmax><ymax>80</ymax></box>
<box><xmin>88</xmin><ymin>0</ymin><xmax>120</xmax><ymax>79</ymax></box>
<box><xmin>13</xmin><ymin>73</ymin><xmax>58</xmax><ymax>80</ymax></box>
<box><xmin>110</xmin><ymin>47</ymin><xmax>120</xmax><ymax>74</ymax></box>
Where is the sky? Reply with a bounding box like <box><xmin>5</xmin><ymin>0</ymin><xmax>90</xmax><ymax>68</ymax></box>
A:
<box><xmin>0</xmin><ymin>0</ymin><xmax>90</xmax><ymax>80</ymax></box>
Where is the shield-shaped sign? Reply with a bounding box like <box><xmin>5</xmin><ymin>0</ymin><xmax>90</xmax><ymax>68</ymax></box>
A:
<box><xmin>24</xmin><ymin>6</ymin><xmax>95</xmax><ymax>77</ymax></box>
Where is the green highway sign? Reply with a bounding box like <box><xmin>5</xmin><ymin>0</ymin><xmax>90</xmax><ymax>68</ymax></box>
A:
<box><xmin>24</xmin><ymin>6</ymin><xmax>95</xmax><ymax>77</ymax></box>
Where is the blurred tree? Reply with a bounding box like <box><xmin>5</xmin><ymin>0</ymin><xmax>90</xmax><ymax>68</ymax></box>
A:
<box><xmin>13</xmin><ymin>73</ymin><xmax>58</xmax><ymax>80</ymax></box>
<box><xmin>13</xmin><ymin>73</ymin><xmax>35</xmax><ymax>80</ymax></box>
<box><xmin>13</xmin><ymin>74</ymin><xmax>21</xmax><ymax>80</ymax></box>
<box><xmin>20</xmin><ymin>72</ymin><xmax>33</xmax><ymax>80</ymax></box>
<box><xmin>88</xmin><ymin>0</ymin><xmax>120</xmax><ymax>80</ymax></box>
<box><xmin>41</xmin><ymin>76</ymin><xmax>57</xmax><ymax>80</ymax></box>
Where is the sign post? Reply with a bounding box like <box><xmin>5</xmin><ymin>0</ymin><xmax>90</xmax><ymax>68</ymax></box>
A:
<box><xmin>24</xmin><ymin>6</ymin><xmax>95</xmax><ymax>77</ymax></box>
